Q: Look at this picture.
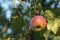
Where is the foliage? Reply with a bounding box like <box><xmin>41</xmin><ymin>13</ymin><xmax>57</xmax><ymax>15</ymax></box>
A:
<box><xmin>0</xmin><ymin>0</ymin><xmax>60</xmax><ymax>40</ymax></box>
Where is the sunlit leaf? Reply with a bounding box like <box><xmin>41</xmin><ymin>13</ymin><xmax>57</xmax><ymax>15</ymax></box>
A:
<box><xmin>44</xmin><ymin>10</ymin><xmax>55</xmax><ymax>20</ymax></box>
<box><xmin>43</xmin><ymin>30</ymin><xmax>50</xmax><ymax>40</ymax></box>
<box><xmin>47</xmin><ymin>18</ymin><xmax>60</xmax><ymax>34</ymax></box>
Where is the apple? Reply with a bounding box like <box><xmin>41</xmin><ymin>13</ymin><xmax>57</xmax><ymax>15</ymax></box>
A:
<box><xmin>30</xmin><ymin>15</ymin><xmax>47</xmax><ymax>32</ymax></box>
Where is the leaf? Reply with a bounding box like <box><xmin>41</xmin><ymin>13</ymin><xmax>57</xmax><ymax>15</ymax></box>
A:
<box><xmin>44</xmin><ymin>10</ymin><xmax>55</xmax><ymax>20</ymax></box>
<box><xmin>53</xmin><ymin>8</ymin><xmax>60</xmax><ymax>16</ymax></box>
<box><xmin>47</xmin><ymin>19</ymin><xmax>54</xmax><ymax>30</ymax></box>
<box><xmin>53</xmin><ymin>36</ymin><xmax>60</xmax><ymax>40</ymax></box>
<box><xmin>43</xmin><ymin>30</ymin><xmax>50</xmax><ymax>40</ymax></box>
<box><xmin>47</xmin><ymin>18</ymin><xmax>60</xmax><ymax>34</ymax></box>
<box><xmin>7</xmin><ymin>37</ymin><xmax>11</xmax><ymax>40</ymax></box>
<box><xmin>43</xmin><ymin>30</ymin><xmax>54</xmax><ymax>40</ymax></box>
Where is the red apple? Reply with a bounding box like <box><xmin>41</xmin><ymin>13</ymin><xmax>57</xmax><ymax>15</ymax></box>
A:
<box><xmin>30</xmin><ymin>15</ymin><xmax>47</xmax><ymax>32</ymax></box>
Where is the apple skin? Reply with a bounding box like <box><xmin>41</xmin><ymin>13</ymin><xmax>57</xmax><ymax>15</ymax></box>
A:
<box><xmin>30</xmin><ymin>15</ymin><xmax>47</xmax><ymax>32</ymax></box>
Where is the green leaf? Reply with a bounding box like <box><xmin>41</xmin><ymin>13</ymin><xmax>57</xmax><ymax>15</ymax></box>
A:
<box><xmin>43</xmin><ymin>31</ymin><xmax>54</xmax><ymax>40</ymax></box>
<box><xmin>43</xmin><ymin>30</ymin><xmax>50</xmax><ymax>40</ymax></box>
<box><xmin>53</xmin><ymin>8</ymin><xmax>60</xmax><ymax>17</ymax></box>
<box><xmin>44</xmin><ymin>10</ymin><xmax>55</xmax><ymax>20</ymax></box>
<box><xmin>47</xmin><ymin>18</ymin><xmax>60</xmax><ymax>34</ymax></box>
<box><xmin>53</xmin><ymin>36</ymin><xmax>60</xmax><ymax>40</ymax></box>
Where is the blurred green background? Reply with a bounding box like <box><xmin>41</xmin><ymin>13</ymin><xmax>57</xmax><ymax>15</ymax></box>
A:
<box><xmin>0</xmin><ymin>0</ymin><xmax>60</xmax><ymax>40</ymax></box>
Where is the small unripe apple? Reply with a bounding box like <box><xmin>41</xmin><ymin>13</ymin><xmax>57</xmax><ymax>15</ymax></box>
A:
<box><xmin>30</xmin><ymin>15</ymin><xmax>47</xmax><ymax>32</ymax></box>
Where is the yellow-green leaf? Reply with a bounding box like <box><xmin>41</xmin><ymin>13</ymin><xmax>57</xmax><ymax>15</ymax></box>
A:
<box><xmin>44</xmin><ymin>10</ymin><xmax>55</xmax><ymax>20</ymax></box>
<box><xmin>47</xmin><ymin>18</ymin><xmax>60</xmax><ymax>34</ymax></box>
